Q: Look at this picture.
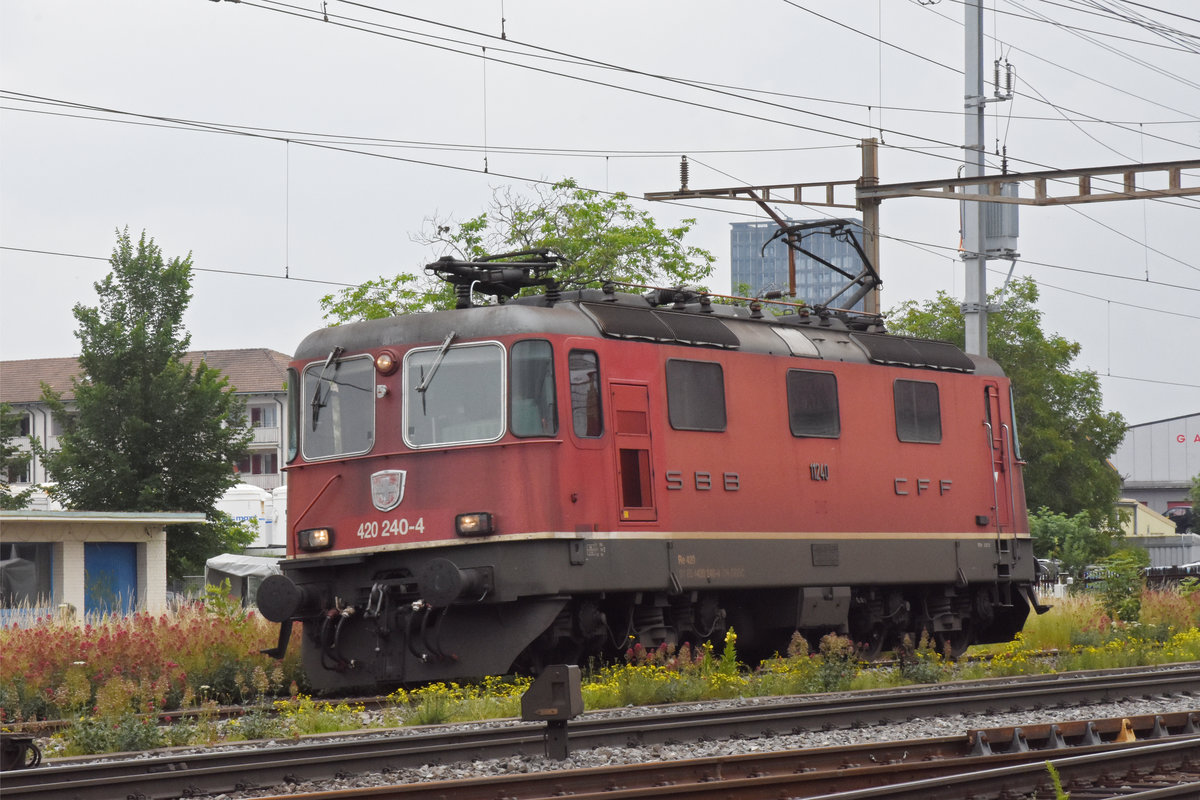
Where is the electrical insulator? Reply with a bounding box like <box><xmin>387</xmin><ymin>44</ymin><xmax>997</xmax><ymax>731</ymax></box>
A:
<box><xmin>993</xmin><ymin>59</ymin><xmax>1015</xmax><ymax>100</ymax></box>
<box><xmin>680</xmin><ymin>155</ymin><xmax>689</xmax><ymax>191</ymax></box>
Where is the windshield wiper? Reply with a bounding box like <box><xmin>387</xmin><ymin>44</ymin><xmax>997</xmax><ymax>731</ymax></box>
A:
<box><xmin>416</xmin><ymin>331</ymin><xmax>456</xmax><ymax>413</ymax></box>
<box><xmin>310</xmin><ymin>346</ymin><xmax>344</xmax><ymax>429</ymax></box>
<box><xmin>416</xmin><ymin>332</ymin><xmax>456</xmax><ymax>396</ymax></box>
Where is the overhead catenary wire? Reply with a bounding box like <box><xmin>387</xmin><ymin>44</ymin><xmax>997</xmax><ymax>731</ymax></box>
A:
<box><xmin>911</xmin><ymin>0</ymin><xmax>1200</xmax><ymax>122</ymax></box>
<box><xmin>1038</xmin><ymin>0</ymin><xmax>1200</xmax><ymax>48</ymax></box>
<box><xmin>1004</xmin><ymin>0</ymin><xmax>1200</xmax><ymax>87</ymax></box>
<box><xmin>5</xmin><ymin>9</ymin><xmax>1196</xmax><ymax>291</ymax></box>
<box><xmin>9</xmin><ymin>1</ymin><xmax>1200</xmax><ymax>253</ymax></box>
<box><xmin>913</xmin><ymin>0</ymin><xmax>1200</xmax><ymax>53</ymax></box>
<box><xmin>1105</xmin><ymin>0</ymin><xmax>1200</xmax><ymax>28</ymax></box>
<box><xmin>4</xmin><ymin>242</ymin><xmax>1196</xmax><ymax>394</ymax></box>
<box><xmin>0</xmin><ymin>99</ymin><xmax>861</xmax><ymax>159</ymax></box>
<box><xmin>206</xmin><ymin>0</ymin><xmax>1200</xmax><ymax>213</ymax></box>
<box><xmin>3</xmin><ymin>89</ymin><xmax>1195</xmax><ymax>284</ymax></box>
<box><xmin>2</xmin><ymin>4</ymin><xmax>1194</xmax><ymax>402</ymax></box>
<box><xmin>3</xmin><ymin>242</ymin><xmax>1196</xmax><ymax>323</ymax></box>
<box><xmin>0</xmin><ymin>246</ymin><xmax>360</xmax><ymax>288</ymax></box>
<box><xmin>242</xmin><ymin>0</ymin><xmax>1200</xmax><ymax>169</ymax></box>
<box><xmin>199</xmin><ymin>0</ymin><xmax>1200</xmax><ymax>219</ymax></box>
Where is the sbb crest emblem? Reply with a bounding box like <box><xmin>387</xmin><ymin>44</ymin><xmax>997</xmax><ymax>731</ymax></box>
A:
<box><xmin>370</xmin><ymin>470</ymin><xmax>406</xmax><ymax>512</ymax></box>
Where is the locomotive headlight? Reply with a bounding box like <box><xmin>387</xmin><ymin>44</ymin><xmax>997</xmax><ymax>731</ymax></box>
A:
<box><xmin>298</xmin><ymin>527</ymin><xmax>333</xmax><ymax>551</ymax></box>
<box><xmin>455</xmin><ymin>512</ymin><xmax>495</xmax><ymax>537</ymax></box>
<box><xmin>375</xmin><ymin>350</ymin><xmax>398</xmax><ymax>375</ymax></box>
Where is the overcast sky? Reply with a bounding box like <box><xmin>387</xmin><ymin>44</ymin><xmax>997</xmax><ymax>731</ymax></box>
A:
<box><xmin>1</xmin><ymin>0</ymin><xmax>1197</xmax><ymax>425</ymax></box>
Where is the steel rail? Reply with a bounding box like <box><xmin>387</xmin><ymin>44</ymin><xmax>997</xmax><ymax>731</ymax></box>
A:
<box><xmin>5</xmin><ymin>665</ymin><xmax>1199</xmax><ymax>800</ymax></box>
<box><xmin>228</xmin><ymin>716</ymin><xmax>1200</xmax><ymax>800</ymax></box>
<box><xmin>796</xmin><ymin>736</ymin><xmax>1200</xmax><ymax>800</ymax></box>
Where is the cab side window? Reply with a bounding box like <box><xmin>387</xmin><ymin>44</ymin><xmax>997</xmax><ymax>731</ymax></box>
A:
<box><xmin>511</xmin><ymin>340</ymin><xmax>558</xmax><ymax>437</ymax></box>
<box><xmin>569</xmin><ymin>350</ymin><xmax>603</xmax><ymax>437</ymax></box>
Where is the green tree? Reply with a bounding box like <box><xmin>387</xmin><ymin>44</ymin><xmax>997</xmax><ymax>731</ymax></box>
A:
<box><xmin>320</xmin><ymin>179</ymin><xmax>716</xmax><ymax>322</ymax></box>
<box><xmin>169</xmin><ymin>512</ymin><xmax>258</xmax><ymax>582</ymax></box>
<box><xmin>37</xmin><ymin>229</ymin><xmax>254</xmax><ymax>581</ymax></box>
<box><xmin>887</xmin><ymin>277</ymin><xmax>1126</xmax><ymax>524</ymax></box>
<box><xmin>1029</xmin><ymin>507</ymin><xmax>1121</xmax><ymax>579</ymax></box>
<box><xmin>0</xmin><ymin>403</ymin><xmax>34</xmax><ymax>510</ymax></box>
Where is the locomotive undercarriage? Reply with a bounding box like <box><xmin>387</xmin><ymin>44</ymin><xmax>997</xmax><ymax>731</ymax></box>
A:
<box><xmin>261</xmin><ymin>536</ymin><xmax>1036</xmax><ymax>692</ymax></box>
<box><xmin>513</xmin><ymin>581</ymin><xmax>1027</xmax><ymax>672</ymax></box>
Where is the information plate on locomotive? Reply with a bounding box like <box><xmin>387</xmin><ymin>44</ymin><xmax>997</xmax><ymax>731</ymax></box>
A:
<box><xmin>356</xmin><ymin>518</ymin><xmax>425</xmax><ymax>539</ymax></box>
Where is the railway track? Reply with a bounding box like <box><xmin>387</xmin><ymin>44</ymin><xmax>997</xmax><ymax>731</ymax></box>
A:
<box><xmin>5</xmin><ymin>664</ymin><xmax>1199</xmax><ymax>800</ymax></box>
<box><xmin>235</xmin><ymin>717</ymin><xmax>1200</xmax><ymax>800</ymax></box>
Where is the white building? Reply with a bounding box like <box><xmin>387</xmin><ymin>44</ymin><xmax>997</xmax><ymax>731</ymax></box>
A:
<box><xmin>1</xmin><ymin>348</ymin><xmax>290</xmax><ymax>492</ymax></box>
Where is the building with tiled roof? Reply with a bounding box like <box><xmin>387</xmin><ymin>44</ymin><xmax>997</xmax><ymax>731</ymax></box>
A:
<box><xmin>0</xmin><ymin>356</ymin><xmax>81</xmax><ymax>403</ymax></box>
<box><xmin>1</xmin><ymin>348</ymin><xmax>290</xmax><ymax>491</ymax></box>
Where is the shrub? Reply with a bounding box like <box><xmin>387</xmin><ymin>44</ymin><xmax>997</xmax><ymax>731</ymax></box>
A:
<box><xmin>815</xmin><ymin>633</ymin><xmax>857</xmax><ymax>692</ymax></box>
<box><xmin>1097</xmin><ymin>549</ymin><xmax>1150</xmax><ymax>623</ymax></box>
<box><xmin>62</xmin><ymin>712</ymin><xmax>165</xmax><ymax>756</ymax></box>
<box><xmin>895</xmin><ymin>632</ymin><xmax>950</xmax><ymax>685</ymax></box>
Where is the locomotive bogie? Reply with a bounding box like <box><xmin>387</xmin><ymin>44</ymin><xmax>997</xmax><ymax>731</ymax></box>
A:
<box><xmin>266</xmin><ymin>286</ymin><xmax>1041</xmax><ymax>691</ymax></box>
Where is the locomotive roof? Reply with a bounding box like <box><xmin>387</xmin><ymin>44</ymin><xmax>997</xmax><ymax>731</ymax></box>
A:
<box><xmin>295</xmin><ymin>288</ymin><xmax>1002</xmax><ymax>376</ymax></box>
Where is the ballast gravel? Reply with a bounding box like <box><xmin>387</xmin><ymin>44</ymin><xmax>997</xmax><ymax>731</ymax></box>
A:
<box><xmin>192</xmin><ymin>692</ymin><xmax>1195</xmax><ymax>798</ymax></box>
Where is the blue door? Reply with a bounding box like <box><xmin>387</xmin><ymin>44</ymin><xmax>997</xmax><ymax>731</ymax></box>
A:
<box><xmin>84</xmin><ymin>543</ymin><xmax>137</xmax><ymax>615</ymax></box>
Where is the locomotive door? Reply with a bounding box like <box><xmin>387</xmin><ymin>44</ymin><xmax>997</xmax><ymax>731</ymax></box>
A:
<box><xmin>610</xmin><ymin>382</ymin><xmax>657</xmax><ymax>522</ymax></box>
<box><xmin>984</xmin><ymin>382</ymin><xmax>1014</xmax><ymax>533</ymax></box>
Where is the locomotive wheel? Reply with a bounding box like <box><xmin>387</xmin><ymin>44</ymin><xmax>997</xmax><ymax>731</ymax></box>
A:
<box><xmin>854</xmin><ymin>623</ymin><xmax>887</xmax><ymax>661</ymax></box>
<box><xmin>848</xmin><ymin>608</ymin><xmax>887</xmax><ymax>661</ymax></box>
<box><xmin>934</xmin><ymin>626</ymin><xmax>972</xmax><ymax>660</ymax></box>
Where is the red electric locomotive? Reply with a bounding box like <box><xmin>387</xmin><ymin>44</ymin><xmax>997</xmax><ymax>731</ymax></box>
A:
<box><xmin>258</xmin><ymin>253</ymin><xmax>1044</xmax><ymax>691</ymax></box>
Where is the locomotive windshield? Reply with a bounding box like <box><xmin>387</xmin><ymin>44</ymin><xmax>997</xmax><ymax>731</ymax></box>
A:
<box><xmin>404</xmin><ymin>342</ymin><xmax>505</xmax><ymax>448</ymax></box>
<box><xmin>301</xmin><ymin>355</ymin><xmax>375</xmax><ymax>459</ymax></box>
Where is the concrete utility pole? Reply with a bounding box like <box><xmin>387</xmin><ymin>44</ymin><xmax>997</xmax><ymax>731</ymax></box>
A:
<box><xmin>963</xmin><ymin>0</ymin><xmax>989</xmax><ymax>356</ymax></box>
<box><xmin>859</xmin><ymin>138</ymin><xmax>881</xmax><ymax>317</ymax></box>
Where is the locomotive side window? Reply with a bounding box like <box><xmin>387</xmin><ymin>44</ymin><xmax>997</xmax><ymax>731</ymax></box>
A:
<box><xmin>302</xmin><ymin>356</ymin><xmax>375</xmax><ymax>459</ymax></box>
<box><xmin>786</xmin><ymin>369</ymin><xmax>840</xmax><ymax>438</ymax></box>
<box><xmin>286</xmin><ymin>367</ymin><xmax>299</xmax><ymax>462</ymax></box>
<box><xmin>511</xmin><ymin>340</ymin><xmax>557</xmax><ymax>437</ymax></box>
<box><xmin>404</xmin><ymin>342</ymin><xmax>505</xmax><ymax>448</ymax></box>
<box><xmin>894</xmin><ymin>379</ymin><xmax>942</xmax><ymax>443</ymax></box>
<box><xmin>569</xmin><ymin>350</ymin><xmax>603</xmax><ymax>438</ymax></box>
<box><xmin>666</xmin><ymin>359</ymin><xmax>727</xmax><ymax>432</ymax></box>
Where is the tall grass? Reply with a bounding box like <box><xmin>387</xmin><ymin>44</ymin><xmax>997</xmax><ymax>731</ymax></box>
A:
<box><xmin>0</xmin><ymin>596</ymin><xmax>304</xmax><ymax>723</ymax></box>
<box><xmin>7</xmin><ymin>586</ymin><xmax>1199</xmax><ymax>757</ymax></box>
